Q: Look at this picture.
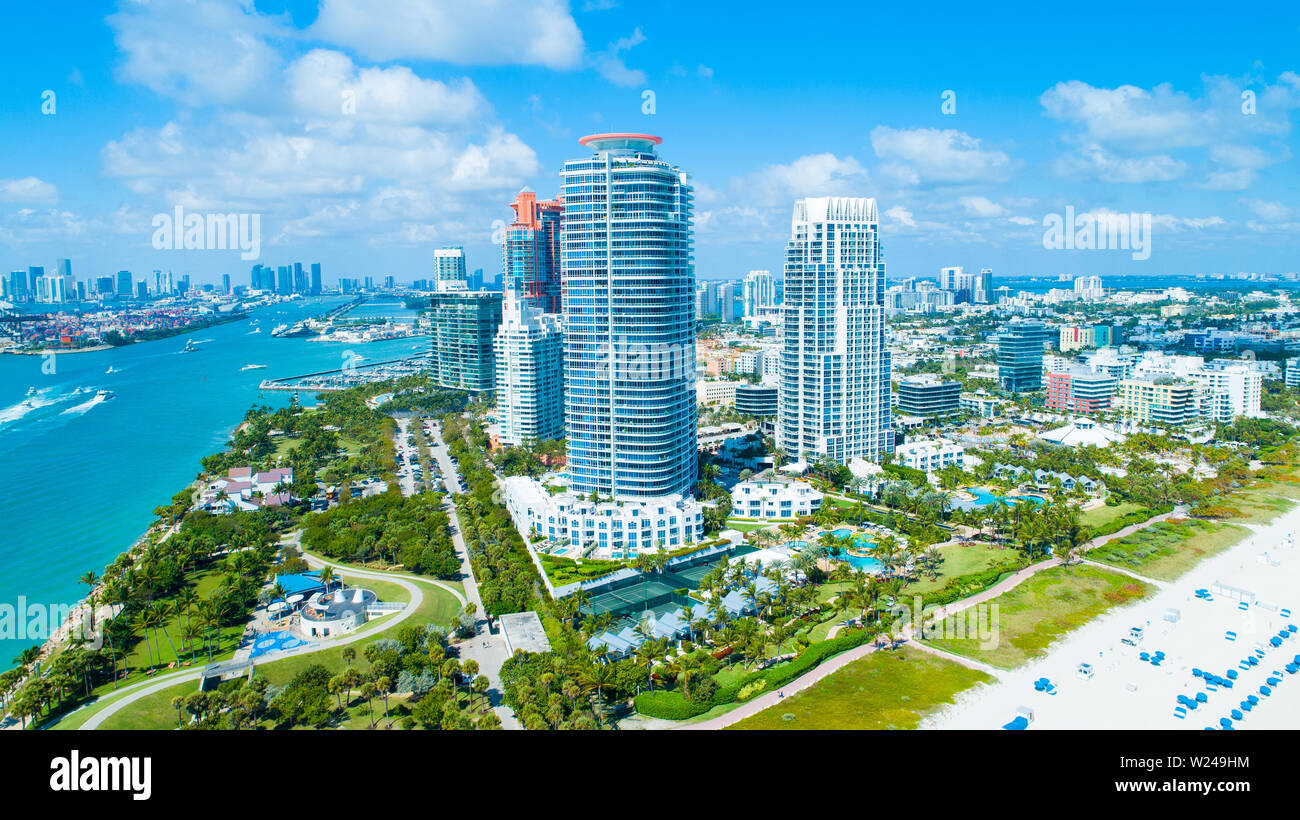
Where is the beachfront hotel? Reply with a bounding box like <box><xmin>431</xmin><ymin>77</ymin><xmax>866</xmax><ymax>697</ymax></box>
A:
<box><xmin>560</xmin><ymin>133</ymin><xmax>697</xmax><ymax>498</ymax></box>
<box><xmin>777</xmin><ymin>196</ymin><xmax>893</xmax><ymax>465</ymax></box>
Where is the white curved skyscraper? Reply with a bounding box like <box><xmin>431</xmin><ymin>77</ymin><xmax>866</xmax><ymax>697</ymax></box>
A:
<box><xmin>561</xmin><ymin>133</ymin><xmax>697</xmax><ymax>498</ymax></box>
<box><xmin>778</xmin><ymin>196</ymin><xmax>893</xmax><ymax>464</ymax></box>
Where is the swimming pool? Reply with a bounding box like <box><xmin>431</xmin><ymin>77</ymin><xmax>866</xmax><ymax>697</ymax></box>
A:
<box><xmin>1008</xmin><ymin>494</ymin><xmax>1046</xmax><ymax>506</ymax></box>
<box><xmin>787</xmin><ymin>540</ymin><xmax>808</xmax><ymax>549</ymax></box>
<box><xmin>962</xmin><ymin>487</ymin><xmax>1047</xmax><ymax>509</ymax></box>
<box><xmin>842</xmin><ymin>553</ymin><xmax>884</xmax><ymax>572</ymax></box>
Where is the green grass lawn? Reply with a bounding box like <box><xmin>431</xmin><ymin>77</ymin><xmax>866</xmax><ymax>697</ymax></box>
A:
<box><xmin>299</xmin><ymin>546</ymin><xmax>466</xmax><ymax>598</ymax></box>
<box><xmin>901</xmin><ymin>541</ymin><xmax>1019</xmax><ymax>598</ymax></box>
<box><xmin>117</xmin><ymin>568</ymin><xmax>246</xmax><ymax>673</ymax></box>
<box><xmin>728</xmin><ymin>645</ymin><xmax>992</xmax><ymax>730</ymax></box>
<box><xmin>922</xmin><ymin>564</ymin><xmax>1153</xmax><ymax>669</ymax></box>
<box><xmin>1220</xmin><ymin>483</ymin><xmax>1300</xmax><ymax>524</ymax></box>
<box><xmin>70</xmin><ymin>577</ymin><xmax>461</xmax><ymax>730</ymax></box>
<box><xmin>725</xmin><ymin>520</ymin><xmax>779</xmax><ymax>533</ymax></box>
<box><xmin>812</xmin><ymin>541</ymin><xmax>1021</xmax><ymax>615</ymax></box>
<box><xmin>1088</xmin><ymin>517</ymin><xmax>1249</xmax><ymax>581</ymax></box>
<box><xmin>1080</xmin><ymin>501</ymin><xmax>1143</xmax><ymax>530</ymax></box>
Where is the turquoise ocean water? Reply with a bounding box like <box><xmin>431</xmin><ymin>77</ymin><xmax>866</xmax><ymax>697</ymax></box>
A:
<box><xmin>0</xmin><ymin>296</ymin><xmax>425</xmax><ymax>658</ymax></box>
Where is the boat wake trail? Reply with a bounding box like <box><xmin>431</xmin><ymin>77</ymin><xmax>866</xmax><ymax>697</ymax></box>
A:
<box><xmin>0</xmin><ymin>387</ymin><xmax>64</xmax><ymax>426</ymax></box>
<box><xmin>60</xmin><ymin>391</ymin><xmax>108</xmax><ymax>416</ymax></box>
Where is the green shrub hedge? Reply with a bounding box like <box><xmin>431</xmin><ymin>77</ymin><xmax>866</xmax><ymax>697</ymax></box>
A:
<box><xmin>1090</xmin><ymin>503</ymin><xmax>1172</xmax><ymax>538</ymax></box>
<box><xmin>911</xmin><ymin>560</ymin><xmax>1027</xmax><ymax>609</ymax></box>
<box><xmin>633</xmin><ymin>628</ymin><xmax>873</xmax><ymax>720</ymax></box>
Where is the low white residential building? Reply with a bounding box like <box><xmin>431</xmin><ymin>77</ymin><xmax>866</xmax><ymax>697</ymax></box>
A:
<box><xmin>503</xmin><ymin>476</ymin><xmax>703</xmax><ymax>558</ymax></box>
<box><xmin>730</xmin><ymin>479</ymin><xmax>823</xmax><ymax>520</ymax></box>
<box><xmin>960</xmin><ymin>392</ymin><xmax>1004</xmax><ymax>418</ymax></box>
<box><xmin>1132</xmin><ymin>352</ymin><xmax>1263</xmax><ymax>421</ymax></box>
<box><xmin>894</xmin><ymin>437</ymin><xmax>965</xmax><ymax>473</ymax></box>
<box><xmin>697</xmin><ymin>380</ymin><xmax>738</xmax><ymax>406</ymax></box>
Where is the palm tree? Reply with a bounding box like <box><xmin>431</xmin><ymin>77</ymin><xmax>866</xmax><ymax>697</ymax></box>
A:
<box><xmin>136</xmin><ymin>607</ymin><xmax>163</xmax><ymax>670</ymax></box>
<box><xmin>154</xmin><ymin>601</ymin><xmax>181</xmax><ymax>665</ymax></box>
<box><xmin>576</xmin><ymin>662</ymin><xmax>616</xmax><ymax>727</ymax></box>
<box><xmin>376</xmin><ymin>675</ymin><xmax>393</xmax><ymax>727</ymax></box>
<box><xmin>360</xmin><ymin>682</ymin><xmax>377</xmax><ymax>728</ymax></box>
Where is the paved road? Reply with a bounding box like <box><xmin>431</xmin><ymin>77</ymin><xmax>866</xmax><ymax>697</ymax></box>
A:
<box><xmin>425</xmin><ymin>418</ymin><xmax>519</xmax><ymax>729</ymax></box>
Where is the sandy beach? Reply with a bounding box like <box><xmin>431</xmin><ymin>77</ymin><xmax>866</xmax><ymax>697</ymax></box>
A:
<box><xmin>922</xmin><ymin>504</ymin><xmax>1300</xmax><ymax>730</ymax></box>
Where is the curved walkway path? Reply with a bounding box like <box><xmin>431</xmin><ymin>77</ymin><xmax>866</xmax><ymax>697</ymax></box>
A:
<box><xmin>72</xmin><ymin>557</ymin><xmax>432</xmax><ymax>730</ymax></box>
<box><xmin>684</xmin><ymin>504</ymin><xmax>1183</xmax><ymax>730</ymax></box>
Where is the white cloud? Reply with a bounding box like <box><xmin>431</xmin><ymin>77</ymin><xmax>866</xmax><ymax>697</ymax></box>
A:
<box><xmin>960</xmin><ymin>196</ymin><xmax>1006</xmax><ymax>217</ymax></box>
<box><xmin>696</xmin><ymin>153</ymin><xmax>868</xmax><ymax>243</ymax></box>
<box><xmin>741</xmin><ymin>153</ymin><xmax>869</xmax><ymax>207</ymax></box>
<box><xmin>1041</xmin><ymin>81</ymin><xmax>1206</xmax><ymax>151</ymax></box>
<box><xmin>593</xmin><ymin>28</ymin><xmax>646</xmax><ymax>87</ymax></box>
<box><xmin>883</xmin><ymin>206</ymin><xmax>915</xmax><ymax>227</ymax></box>
<box><xmin>1241</xmin><ymin>198</ymin><xmax>1292</xmax><ymax>222</ymax></box>
<box><xmin>108</xmin><ymin>0</ymin><xmax>285</xmax><ymax>106</ymax></box>
<box><xmin>0</xmin><ymin>177</ymin><xmax>58</xmax><ymax>204</ymax></box>
<box><xmin>1054</xmin><ymin>144</ymin><xmax>1187</xmax><ymax>183</ymax></box>
<box><xmin>286</xmin><ymin>49</ymin><xmax>485</xmax><ymax>124</ymax></box>
<box><xmin>310</xmin><ymin>0</ymin><xmax>584</xmax><ymax>68</ymax></box>
<box><xmin>1041</xmin><ymin>77</ymin><xmax>1300</xmax><ymax>189</ymax></box>
<box><xmin>96</xmin><ymin>0</ymin><xmax>546</xmax><ymax>251</ymax></box>
<box><xmin>103</xmin><ymin>118</ymin><xmax>539</xmax><ymax>207</ymax></box>
<box><xmin>871</xmin><ymin>127</ymin><xmax>1013</xmax><ymax>185</ymax></box>
<box><xmin>1197</xmin><ymin>169</ymin><xmax>1256</xmax><ymax>191</ymax></box>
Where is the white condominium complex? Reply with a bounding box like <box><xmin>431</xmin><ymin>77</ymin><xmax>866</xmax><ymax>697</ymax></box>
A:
<box><xmin>938</xmin><ymin>265</ymin><xmax>992</xmax><ymax>304</ymax></box>
<box><xmin>434</xmin><ymin>246</ymin><xmax>468</xmax><ymax>292</ymax></box>
<box><xmin>561</xmin><ymin>133</ymin><xmax>697</xmax><ymax>498</ymax></box>
<box><xmin>494</xmin><ymin>299</ymin><xmax>565</xmax><ymax>445</ymax></box>
<box><xmin>743</xmin><ymin>269</ymin><xmax>776</xmax><ymax>317</ymax></box>
<box><xmin>778</xmin><ymin>196</ymin><xmax>893</xmax><ymax>465</ymax></box>
<box><xmin>1132</xmin><ymin>352</ymin><xmax>1263</xmax><ymax>421</ymax></box>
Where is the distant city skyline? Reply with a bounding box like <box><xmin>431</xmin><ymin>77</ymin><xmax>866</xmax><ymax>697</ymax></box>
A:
<box><xmin>3</xmin><ymin>2</ymin><xmax>1300</xmax><ymax>286</ymax></box>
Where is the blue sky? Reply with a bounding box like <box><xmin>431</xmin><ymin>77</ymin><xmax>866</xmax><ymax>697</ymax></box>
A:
<box><xmin>2</xmin><ymin>0</ymin><xmax>1299</xmax><ymax>287</ymax></box>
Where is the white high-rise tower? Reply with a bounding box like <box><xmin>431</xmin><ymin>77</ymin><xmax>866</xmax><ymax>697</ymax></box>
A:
<box><xmin>743</xmin><ymin>269</ymin><xmax>776</xmax><ymax>317</ymax></box>
<box><xmin>494</xmin><ymin>298</ymin><xmax>565</xmax><ymax>445</ymax></box>
<box><xmin>778</xmin><ymin>196</ymin><xmax>893</xmax><ymax>464</ymax></box>
<box><xmin>561</xmin><ymin>133</ymin><xmax>697</xmax><ymax>498</ymax></box>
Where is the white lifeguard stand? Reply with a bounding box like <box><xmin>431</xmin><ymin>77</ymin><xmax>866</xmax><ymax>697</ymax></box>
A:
<box><xmin>1077</xmin><ymin>662</ymin><xmax>1095</xmax><ymax>680</ymax></box>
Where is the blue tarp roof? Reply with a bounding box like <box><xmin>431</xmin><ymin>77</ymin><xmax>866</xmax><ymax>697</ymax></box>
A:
<box><xmin>275</xmin><ymin>572</ymin><xmax>324</xmax><ymax>596</ymax></box>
